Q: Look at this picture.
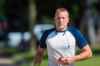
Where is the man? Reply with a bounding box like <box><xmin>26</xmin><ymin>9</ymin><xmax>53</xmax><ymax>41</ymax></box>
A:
<box><xmin>34</xmin><ymin>8</ymin><xmax>92</xmax><ymax>66</ymax></box>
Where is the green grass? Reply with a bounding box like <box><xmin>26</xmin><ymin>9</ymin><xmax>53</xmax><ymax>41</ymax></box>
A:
<box><xmin>40</xmin><ymin>55</ymin><xmax>100</xmax><ymax>66</ymax></box>
<box><xmin>75</xmin><ymin>56</ymin><xmax>100</xmax><ymax>66</ymax></box>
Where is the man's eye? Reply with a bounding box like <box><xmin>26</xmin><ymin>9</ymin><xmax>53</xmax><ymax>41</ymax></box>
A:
<box><xmin>57</xmin><ymin>17</ymin><xmax>65</xmax><ymax>19</ymax></box>
<box><xmin>62</xmin><ymin>17</ymin><xmax>65</xmax><ymax>19</ymax></box>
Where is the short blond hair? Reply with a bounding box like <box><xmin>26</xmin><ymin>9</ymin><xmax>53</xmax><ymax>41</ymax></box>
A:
<box><xmin>55</xmin><ymin>8</ymin><xmax>69</xmax><ymax>16</ymax></box>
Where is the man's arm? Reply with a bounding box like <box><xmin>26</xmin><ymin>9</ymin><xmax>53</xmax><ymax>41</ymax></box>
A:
<box><xmin>34</xmin><ymin>46</ymin><xmax>45</xmax><ymax>66</ymax></box>
<box><xmin>74</xmin><ymin>44</ymin><xmax>92</xmax><ymax>61</ymax></box>
<box><xmin>57</xmin><ymin>44</ymin><xmax>92</xmax><ymax>65</ymax></box>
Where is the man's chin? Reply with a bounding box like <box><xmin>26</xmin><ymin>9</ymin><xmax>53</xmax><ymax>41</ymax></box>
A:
<box><xmin>57</xmin><ymin>27</ymin><xmax>65</xmax><ymax>31</ymax></box>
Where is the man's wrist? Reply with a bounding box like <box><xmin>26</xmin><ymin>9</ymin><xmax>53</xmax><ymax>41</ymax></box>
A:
<box><xmin>74</xmin><ymin>55</ymin><xmax>81</xmax><ymax>61</ymax></box>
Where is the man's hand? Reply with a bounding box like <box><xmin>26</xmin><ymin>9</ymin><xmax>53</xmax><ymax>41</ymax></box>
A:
<box><xmin>57</xmin><ymin>56</ymin><xmax>75</xmax><ymax>65</ymax></box>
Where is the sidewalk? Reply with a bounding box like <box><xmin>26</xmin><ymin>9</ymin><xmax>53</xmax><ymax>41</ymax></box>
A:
<box><xmin>0</xmin><ymin>58</ymin><xmax>16</xmax><ymax>66</ymax></box>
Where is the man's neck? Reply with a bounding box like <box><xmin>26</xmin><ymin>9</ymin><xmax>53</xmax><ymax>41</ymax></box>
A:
<box><xmin>56</xmin><ymin>27</ymin><xmax>67</xmax><ymax>32</ymax></box>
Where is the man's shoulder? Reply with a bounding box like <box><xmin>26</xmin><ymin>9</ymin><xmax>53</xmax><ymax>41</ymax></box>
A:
<box><xmin>40</xmin><ymin>28</ymin><xmax>55</xmax><ymax>48</ymax></box>
<box><xmin>67</xmin><ymin>26</ymin><xmax>82</xmax><ymax>38</ymax></box>
<box><xmin>68</xmin><ymin>26</ymin><xmax>79</xmax><ymax>32</ymax></box>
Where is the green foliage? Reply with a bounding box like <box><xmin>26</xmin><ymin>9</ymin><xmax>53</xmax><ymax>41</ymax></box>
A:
<box><xmin>0</xmin><ymin>0</ymin><xmax>5</xmax><ymax>16</ymax></box>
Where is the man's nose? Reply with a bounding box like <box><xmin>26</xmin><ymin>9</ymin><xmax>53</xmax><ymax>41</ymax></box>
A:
<box><xmin>59</xmin><ymin>18</ymin><xmax>63</xmax><ymax>22</ymax></box>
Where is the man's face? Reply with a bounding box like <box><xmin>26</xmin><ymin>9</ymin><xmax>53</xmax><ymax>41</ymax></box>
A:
<box><xmin>54</xmin><ymin>11</ymin><xmax>69</xmax><ymax>31</ymax></box>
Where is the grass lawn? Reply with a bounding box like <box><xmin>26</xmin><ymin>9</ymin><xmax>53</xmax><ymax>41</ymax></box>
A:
<box><xmin>75</xmin><ymin>55</ymin><xmax>100</xmax><ymax>66</ymax></box>
<box><xmin>40</xmin><ymin>55</ymin><xmax>100</xmax><ymax>66</ymax></box>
